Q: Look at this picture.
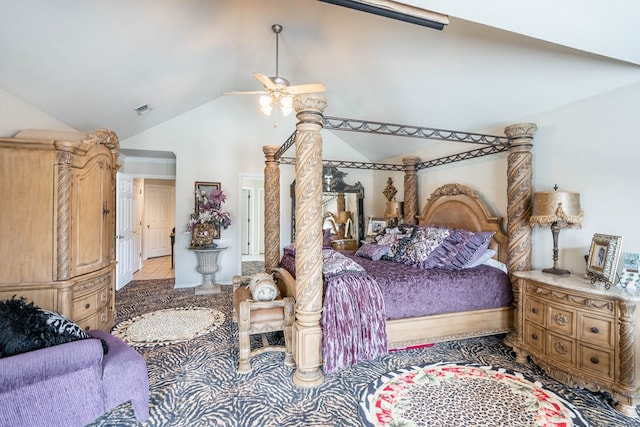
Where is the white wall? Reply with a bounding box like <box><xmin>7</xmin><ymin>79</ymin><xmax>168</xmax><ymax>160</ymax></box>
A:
<box><xmin>0</xmin><ymin>88</ymin><xmax>75</xmax><ymax>136</ymax></box>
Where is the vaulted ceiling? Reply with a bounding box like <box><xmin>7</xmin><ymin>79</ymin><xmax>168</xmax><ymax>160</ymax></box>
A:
<box><xmin>2</xmin><ymin>1</ymin><xmax>639</xmax><ymax>161</ymax></box>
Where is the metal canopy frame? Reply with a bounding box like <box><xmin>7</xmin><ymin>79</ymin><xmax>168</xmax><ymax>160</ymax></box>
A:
<box><xmin>276</xmin><ymin>116</ymin><xmax>511</xmax><ymax>171</ymax></box>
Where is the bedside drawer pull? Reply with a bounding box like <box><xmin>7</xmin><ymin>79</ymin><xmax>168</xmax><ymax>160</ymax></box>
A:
<box><xmin>531</xmin><ymin>333</ymin><xmax>538</xmax><ymax>340</ymax></box>
<box><xmin>532</xmin><ymin>308</ymin><xmax>539</xmax><ymax>314</ymax></box>
<box><xmin>590</xmin><ymin>356</ymin><xmax>599</xmax><ymax>364</ymax></box>
<box><xmin>591</xmin><ymin>327</ymin><xmax>599</xmax><ymax>334</ymax></box>
<box><xmin>554</xmin><ymin>314</ymin><xmax>569</xmax><ymax>326</ymax></box>
<box><xmin>554</xmin><ymin>342</ymin><xmax>568</xmax><ymax>355</ymax></box>
<box><xmin>85</xmin><ymin>303</ymin><xmax>91</xmax><ymax>309</ymax></box>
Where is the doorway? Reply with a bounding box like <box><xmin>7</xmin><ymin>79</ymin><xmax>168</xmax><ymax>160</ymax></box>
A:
<box><xmin>116</xmin><ymin>150</ymin><xmax>176</xmax><ymax>289</ymax></box>
<box><xmin>241</xmin><ymin>176</ymin><xmax>265</xmax><ymax>266</ymax></box>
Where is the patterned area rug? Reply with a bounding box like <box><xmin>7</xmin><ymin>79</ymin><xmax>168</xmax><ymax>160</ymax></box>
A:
<box><xmin>242</xmin><ymin>260</ymin><xmax>265</xmax><ymax>276</ymax></box>
<box><xmin>88</xmin><ymin>279</ymin><xmax>640</xmax><ymax>427</ymax></box>
<box><xmin>360</xmin><ymin>362</ymin><xmax>588</xmax><ymax>426</ymax></box>
<box><xmin>112</xmin><ymin>307</ymin><xmax>225</xmax><ymax>348</ymax></box>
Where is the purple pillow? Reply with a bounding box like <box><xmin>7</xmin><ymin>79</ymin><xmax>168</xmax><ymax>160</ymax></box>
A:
<box><xmin>323</xmin><ymin>229</ymin><xmax>338</xmax><ymax>248</ymax></box>
<box><xmin>461</xmin><ymin>232</ymin><xmax>495</xmax><ymax>268</ymax></box>
<box><xmin>355</xmin><ymin>243</ymin><xmax>392</xmax><ymax>261</ymax></box>
<box><xmin>283</xmin><ymin>243</ymin><xmax>296</xmax><ymax>257</ymax></box>
<box><xmin>438</xmin><ymin>230</ymin><xmax>495</xmax><ymax>270</ymax></box>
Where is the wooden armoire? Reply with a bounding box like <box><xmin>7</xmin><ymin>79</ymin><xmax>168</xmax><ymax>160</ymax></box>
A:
<box><xmin>0</xmin><ymin>129</ymin><xmax>119</xmax><ymax>331</ymax></box>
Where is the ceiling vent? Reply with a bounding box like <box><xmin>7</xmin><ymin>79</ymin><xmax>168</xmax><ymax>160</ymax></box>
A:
<box><xmin>134</xmin><ymin>104</ymin><xmax>151</xmax><ymax>115</ymax></box>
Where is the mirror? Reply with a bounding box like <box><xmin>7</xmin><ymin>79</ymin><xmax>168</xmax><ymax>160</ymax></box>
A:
<box><xmin>291</xmin><ymin>167</ymin><xmax>365</xmax><ymax>244</ymax></box>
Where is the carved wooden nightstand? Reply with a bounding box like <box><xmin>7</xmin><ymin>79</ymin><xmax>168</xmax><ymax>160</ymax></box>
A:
<box><xmin>331</xmin><ymin>239</ymin><xmax>358</xmax><ymax>251</ymax></box>
<box><xmin>508</xmin><ymin>270</ymin><xmax>640</xmax><ymax>417</ymax></box>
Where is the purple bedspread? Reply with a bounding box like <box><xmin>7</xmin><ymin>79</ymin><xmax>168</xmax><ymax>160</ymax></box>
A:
<box><xmin>279</xmin><ymin>252</ymin><xmax>512</xmax><ymax>320</ymax></box>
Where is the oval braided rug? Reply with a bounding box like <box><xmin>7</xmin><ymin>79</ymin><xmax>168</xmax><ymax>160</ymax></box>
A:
<box><xmin>359</xmin><ymin>362</ymin><xmax>589</xmax><ymax>427</ymax></box>
<box><xmin>112</xmin><ymin>306</ymin><xmax>225</xmax><ymax>347</ymax></box>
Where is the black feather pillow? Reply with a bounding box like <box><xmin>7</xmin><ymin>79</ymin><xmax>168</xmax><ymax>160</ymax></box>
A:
<box><xmin>0</xmin><ymin>296</ymin><xmax>108</xmax><ymax>358</ymax></box>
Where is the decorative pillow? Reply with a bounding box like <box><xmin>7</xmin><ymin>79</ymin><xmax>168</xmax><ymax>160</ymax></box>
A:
<box><xmin>0</xmin><ymin>297</ymin><xmax>107</xmax><ymax>358</ymax></box>
<box><xmin>39</xmin><ymin>309</ymin><xmax>92</xmax><ymax>340</ymax></box>
<box><xmin>465</xmin><ymin>249</ymin><xmax>497</xmax><ymax>268</ymax></box>
<box><xmin>247</xmin><ymin>272</ymin><xmax>280</xmax><ymax>301</ymax></box>
<box><xmin>355</xmin><ymin>243</ymin><xmax>392</xmax><ymax>261</ymax></box>
<box><xmin>283</xmin><ymin>243</ymin><xmax>296</xmax><ymax>257</ymax></box>
<box><xmin>434</xmin><ymin>229</ymin><xmax>495</xmax><ymax>270</ymax></box>
<box><xmin>379</xmin><ymin>225</ymin><xmax>418</xmax><ymax>262</ymax></box>
<box><xmin>323</xmin><ymin>228</ymin><xmax>338</xmax><ymax>248</ymax></box>
<box><xmin>402</xmin><ymin>226</ymin><xmax>451</xmax><ymax>268</ymax></box>
<box><xmin>451</xmin><ymin>231</ymin><xmax>495</xmax><ymax>269</ymax></box>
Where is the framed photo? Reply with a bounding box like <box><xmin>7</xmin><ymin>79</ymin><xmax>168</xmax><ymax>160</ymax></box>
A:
<box><xmin>366</xmin><ymin>217</ymin><xmax>387</xmax><ymax>238</ymax></box>
<box><xmin>190</xmin><ymin>223</ymin><xmax>218</xmax><ymax>247</ymax></box>
<box><xmin>194</xmin><ymin>181</ymin><xmax>220</xmax><ymax>213</ymax></box>
<box><xmin>586</xmin><ymin>233</ymin><xmax>623</xmax><ymax>285</ymax></box>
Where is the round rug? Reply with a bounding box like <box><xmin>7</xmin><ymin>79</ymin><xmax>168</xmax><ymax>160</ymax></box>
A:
<box><xmin>112</xmin><ymin>306</ymin><xmax>225</xmax><ymax>347</ymax></box>
<box><xmin>359</xmin><ymin>362</ymin><xmax>588</xmax><ymax>427</ymax></box>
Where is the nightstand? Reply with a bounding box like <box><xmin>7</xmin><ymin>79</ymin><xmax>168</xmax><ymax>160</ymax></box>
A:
<box><xmin>508</xmin><ymin>270</ymin><xmax>640</xmax><ymax>417</ymax></box>
<box><xmin>331</xmin><ymin>239</ymin><xmax>358</xmax><ymax>251</ymax></box>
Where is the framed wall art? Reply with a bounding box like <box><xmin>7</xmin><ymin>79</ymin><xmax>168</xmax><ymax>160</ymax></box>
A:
<box><xmin>366</xmin><ymin>217</ymin><xmax>387</xmax><ymax>238</ymax></box>
<box><xmin>194</xmin><ymin>181</ymin><xmax>221</xmax><ymax>212</ymax></box>
<box><xmin>586</xmin><ymin>233</ymin><xmax>623</xmax><ymax>287</ymax></box>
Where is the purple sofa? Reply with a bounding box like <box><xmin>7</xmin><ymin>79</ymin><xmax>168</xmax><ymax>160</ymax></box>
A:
<box><xmin>0</xmin><ymin>329</ymin><xmax>149</xmax><ymax>427</ymax></box>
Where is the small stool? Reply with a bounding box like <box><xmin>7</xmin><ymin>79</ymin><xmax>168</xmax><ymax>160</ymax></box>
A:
<box><xmin>233</xmin><ymin>275</ymin><xmax>295</xmax><ymax>373</ymax></box>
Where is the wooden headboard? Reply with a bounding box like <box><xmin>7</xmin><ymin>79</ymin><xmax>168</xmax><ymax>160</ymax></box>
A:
<box><xmin>417</xmin><ymin>183</ymin><xmax>508</xmax><ymax>265</ymax></box>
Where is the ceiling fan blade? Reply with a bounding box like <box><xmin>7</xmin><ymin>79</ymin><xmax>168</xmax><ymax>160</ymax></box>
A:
<box><xmin>223</xmin><ymin>90</ymin><xmax>268</xmax><ymax>96</ymax></box>
<box><xmin>287</xmin><ymin>82</ymin><xmax>327</xmax><ymax>94</ymax></box>
<box><xmin>253</xmin><ymin>72</ymin><xmax>278</xmax><ymax>90</ymax></box>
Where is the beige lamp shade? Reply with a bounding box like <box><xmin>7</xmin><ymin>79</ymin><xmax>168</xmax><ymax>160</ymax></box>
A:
<box><xmin>384</xmin><ymin>201</ymin><xmax>403</xmax><ymax>219</ymax></box>
<box><xmin>530</xmin><ymin>191</ymin><xmax>584</xmax><ymax>228</ymax></box>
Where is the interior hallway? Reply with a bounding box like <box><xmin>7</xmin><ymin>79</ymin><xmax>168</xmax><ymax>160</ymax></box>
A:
<box><xmin>131</xmin><ymin>253</ymin><xmax>265</xmax><ymax>282</ymax></box>
<box><xmin>132</xmin><ymin>256</ymin><xmax>175</xmax><ymax>281</ymax></box>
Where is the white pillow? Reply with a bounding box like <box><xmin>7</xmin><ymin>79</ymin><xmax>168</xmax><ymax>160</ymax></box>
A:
<box><xmin>484</xmin><ymin>258</ymin><xmax>508</xmax><ymax>274</ymax></box>
<box><xmin>464</xmin><ymin>249</ymin><xmax>497</xmax><ymax>268</ymax></box>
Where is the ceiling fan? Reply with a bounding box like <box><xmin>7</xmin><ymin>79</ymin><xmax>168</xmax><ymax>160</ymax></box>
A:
<box><xmin>226</xmin><ymin>24</ymin><xmax>326</xmax><ymax>117</ymax></box>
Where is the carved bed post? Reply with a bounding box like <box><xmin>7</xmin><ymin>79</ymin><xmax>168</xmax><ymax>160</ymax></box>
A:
<box><xmin>292</xmin><ymin>93</ymin><xmax>327</xmax><ymax>388</ymax></box>
<box><xmin>263</xmin><ymin>145</ymin><xmax>281</xmax><ymax>271</ymax></box>
<box><xmin>402</xmin><ymin>156</ymin><xmax>420</xmax><ymax>225</ymax></box>
<box><xmin>504</xmin><ymin>122</ymin><xmax>537</xmax><ymax>348</ymax></box>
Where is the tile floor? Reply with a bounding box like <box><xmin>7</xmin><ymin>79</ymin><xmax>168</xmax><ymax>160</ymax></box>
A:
<box><xmin>131</xmin><ymin>253</ymin><xmax>264</xmax><ymax>281</ymax></box>
<box><xmin>132</xmin><ymin>256</ymin><xmax>175</xmax><ymax>281</ymax></box>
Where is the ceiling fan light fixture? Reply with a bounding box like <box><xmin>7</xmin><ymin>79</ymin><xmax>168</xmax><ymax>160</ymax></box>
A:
<box><xmin>259</xmin><ymin>94</ymin><xmax>274</xmax><ymax>115</ymax></box>
<box><xmin>280</xmin><ymin>95</ymin><xmax>293</xmax><ymax>116</ymax></box>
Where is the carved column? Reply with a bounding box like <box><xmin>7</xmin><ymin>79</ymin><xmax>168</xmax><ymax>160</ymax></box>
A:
<box><xmin>504</xmin><ymin>123</ymin><xmax>536</xmax><ymax>273</ymax></box>
<box><xmin>402</xmin><ymin>156</ymin><xmax>420</xmax><ymax>225</ymax></box>
<box><xmin>263</xmin><ymin>146</ymin><xmax>281</xmax><ymax>271</ymax></box>
<box><xmin>56</xmin><ymin>151</ymin><xmax>74</xmax><ymax>281</ymax></box>
<box><xmin>504</xmin><ymin>123</ymin><xmax>536</xmax><ymax>348</ymax></box>
<box><xmin>292</xmin><ymin>93</ymin><xmax>327</xmax><ymax>388</ymax></box>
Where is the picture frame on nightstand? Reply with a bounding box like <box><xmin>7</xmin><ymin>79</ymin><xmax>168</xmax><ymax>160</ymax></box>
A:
<box><xmin>586</xmin><ymin>233</ymin><xmax>623</xmax><ymax>287</ymax></box>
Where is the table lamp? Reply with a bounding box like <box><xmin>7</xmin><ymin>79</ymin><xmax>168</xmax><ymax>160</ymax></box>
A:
<box><xmin>336</xmin><ymin>210</ymin><xmax>352</xmax><ymax>239</ymax></box>
<box><xmin>384</xmin><ymin>201</ymin><xmax>403</xmax><ymax>227</ymax></box>
<box><xmin>529</xmin><ymin>186</ymin><xmax>584</xmax><ymax>275</ymax></box>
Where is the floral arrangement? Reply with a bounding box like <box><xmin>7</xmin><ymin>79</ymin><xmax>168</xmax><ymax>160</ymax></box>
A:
<box><xmin>188</xmin><ymin>189</ymin><xmax>232</xmax><ymax>232</ymax></box>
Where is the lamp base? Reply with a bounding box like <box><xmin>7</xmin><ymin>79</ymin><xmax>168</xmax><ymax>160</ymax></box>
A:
<box><xmin>542</xmin><ymin>267</ymin><xmax>571</xmax><ymax>276</ymax></box>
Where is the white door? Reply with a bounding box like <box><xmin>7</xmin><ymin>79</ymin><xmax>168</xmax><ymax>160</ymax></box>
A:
<box><xmin>132</xmin><ymin>178</ymin><xmax>143</xmax><ymax>272</ymax></box>
<box><xmin>257</xmin><ymin>187</ymin><xmax>265</xmax><ymax>254</ymax></box>
<box><xmin>241</xmin><ymin>188</ymin><xmax>251</xmax><ymax>255</ymax></box>
<box><xmin>144</xmin><ymin>184</ymin><xmax>173</xmax><ymax>258</ymax></box>
<box><xmin>116</xmin><ymin>173</ymin><xmax>134</xmax><ymax>290</ymax></box>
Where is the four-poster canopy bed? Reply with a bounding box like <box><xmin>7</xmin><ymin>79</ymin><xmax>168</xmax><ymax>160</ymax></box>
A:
<box><xmin>262</xmin><ymin>94</ymin><xmax>537</xmax><ymax>387</ymax></box>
